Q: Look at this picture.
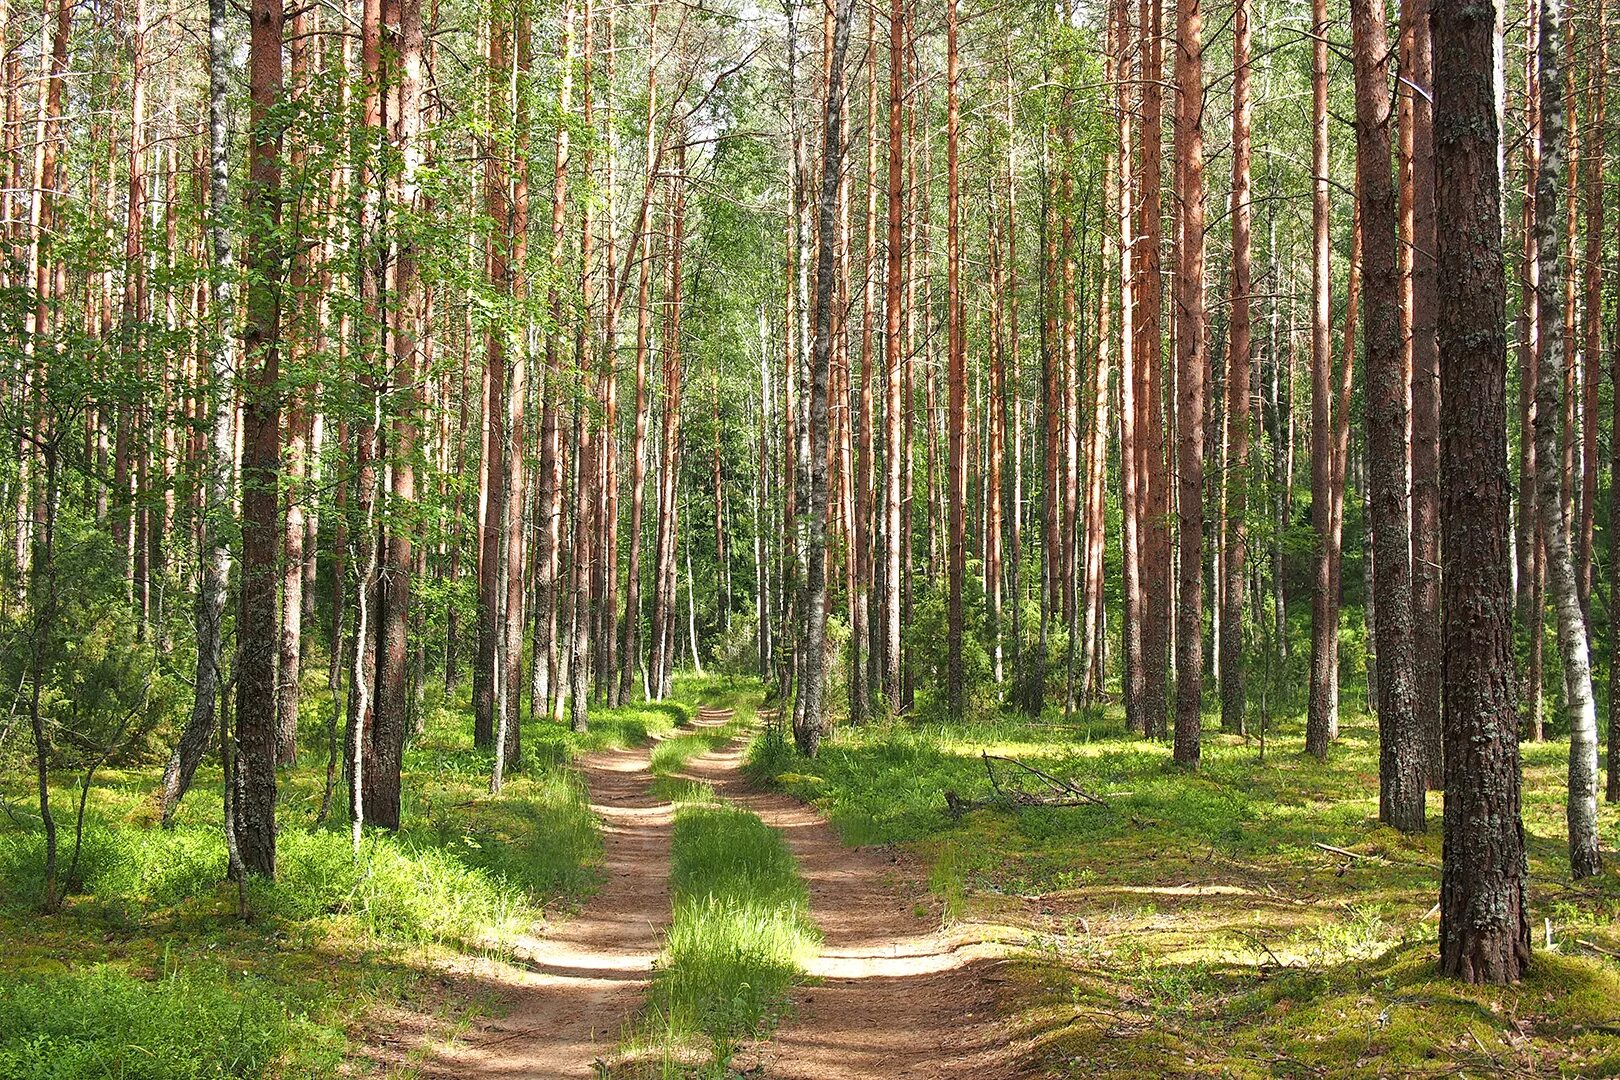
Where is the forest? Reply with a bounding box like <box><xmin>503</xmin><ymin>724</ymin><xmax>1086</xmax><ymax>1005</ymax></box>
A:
<box><xmin>0</xmin><ymin>0</ymin><xmax>1618</xmax><ymax>1068</ymax></box>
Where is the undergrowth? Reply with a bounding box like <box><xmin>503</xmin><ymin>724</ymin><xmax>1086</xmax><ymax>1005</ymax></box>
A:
<box><xmin>746</xmin><ymin>674</ymin><xmax>1620</xmax><ymax>1077</ymax></box>
<box><xmin>0</xmin><ymin>676</ymin><xmax>705</xmax><ymax>1079</ymax></box>
<box><xmin>621</xmin><ymin>678</ymin><xmax>815</xmax><ymax>1078</ymax></box>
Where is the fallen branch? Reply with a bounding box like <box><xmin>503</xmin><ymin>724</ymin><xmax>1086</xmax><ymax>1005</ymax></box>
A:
<box><xmin>982</xmin><ymin>752</ymin><xmax>1111</xmax><ymax>809</ymax></box>
<box><xmin>1577</xmin><ymin>938</ymin><xmax>1620</xmax><ymax>959</ymax></box>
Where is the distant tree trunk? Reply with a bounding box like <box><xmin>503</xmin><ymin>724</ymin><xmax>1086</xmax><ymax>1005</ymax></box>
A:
<box><xmin>795</xmin><ymin>0</ymin><xmax>855</xmax><ymax>753</ymax></box>
<box><xmin>1136</xmin><ymin>0</ymin><xmax>1169</xmax><ymax>739</ymax></box>
<box><xmin>1172</xmin><ymin>0</ymin><xmax>1205</xmax><ymax>766</ymax></box>
<box><xmin>1305</xmin><ymin>0</ymin><xmax>1337</xmax><ymax>758</ymax></box>
<box><xmin>1401</xmin><ymin>0</ymin><xmax>1443</xmax><ymax>789</ymax></box>
<box><xmin>161</xmin><ymin>0</ymin><xmax>236</xmax><ymax>825</ymax></box>
<box><xmin>1114</xmin><ymin>0</ymin><xmax>1142</xmax><ymax>734</ymax></box>
<box><xmin>1220</xmin><ymin>0</ymin><xmax>1251</xmax><ymax>736</ymax></box>
<box><xmin>276</xmin><ymin>6</ymin><xmax>311</xmax><ymax>768</ymax></box>
<box><xmin>236</xmin><ymin>0</ymin><xmax>287</xmax><ymax>878</ymax></box>
<box><xmin>881</xmin><ymin>0</ymin><xmax>905</xmax><ymax>709</ymax></box>
<box><xmin>473</xmin><ymin>5</ymin><xmax>512</xmax><ymax>749</ymax></box>
<box><xmin>1432</xmin><ymin>0</ymin><xmax>1532</xmax><ymax>981</ymax></box>
<box><xmin>1577</xmin><ymin>12</ymin><xmax>1603</xmax><ymax>620</ymax></box>
<box><xmin>650</xmin><ymin>136</ymin><xmax>686</xmax><ymax>701</ymax></box>
<box><xmin>1515</xmin><ymin>0</ymin><xmax>1541</xmax><ymax>629</ymax></box>
<box><xmin>569</xmin><ymin>0</ymin><xmax>595</xmax><ymax>731</ymax></box>
<box><xmin>620</xmin><ymin>0</ymin><xmax>659</xmax><ymax>704</ymax></box>
<box><xmin>1531</xmin><ymin>0</ymin><xmax>1601</xmax><ymax>878</ymax></box>
<box><xmin>534</xmin><ymin>0</ymin><xmax>574</xmax><ymax>720</ymax></box>
<box><xmin>945</xmin><ymin>0</ymin><xmax>964</xmax><ymax>721</ymax></box>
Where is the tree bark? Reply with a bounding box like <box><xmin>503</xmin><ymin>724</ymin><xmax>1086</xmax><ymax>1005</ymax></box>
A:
<box><xmin>1531</xmin><ymin>0</ymin><xmax>1601</xmax><ymax>878</ymax></box>
<box><xmin>1220</xmin><ymin>0</ymin><xmax>1251</xmax><ymax>736</ymax></box>
<box><xmin>1352</xmin><ymin>0</ymin><xmax>1425</xmax><ymax>833</ymax></box>
<box><xmin>945</xmin><ymin>0</ymin><xmax>964</xmax><ymax>721</ymax></box>
<box><xmin>236</xmin><ymin>0</ymin><xmax>287</xmax><ymax>877</ymax></box>
<box><xmin>1433</xmin><ymin>0</ymin><xmax>1532</xmax><ymax>981</ymax></box>
<box><xmin>161</xmin><ymin>0</ymin><xmax>236</xmax><ymax>826</ymax></box>
<box><xmin>1305</xmin><ymin>0</ymin><xmax>1337</xmax><ymax>758</ymax></box>
<box><xmin>1402</xmin><ymin>0</ymin><xmax>1443</xmax><ymax>789</ymax></box>
<box><xmin>1171</xmin><ymin>0</ymin><xmax>1205</xmax><ymax>766</ymax></box>
<box><xmin>795</xmin><ymin>0</ymin><xmax>855</xmax><ymax>753</ymax></box>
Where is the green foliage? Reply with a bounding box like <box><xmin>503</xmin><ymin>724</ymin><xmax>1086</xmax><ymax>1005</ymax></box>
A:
<box><xmin>0</xmin><ymin>966</ymin><xmax>343</xmax><ymax>1080</ymax></box>
<box><xmin>639</xmin><ymin>803</ymin><xmax>819</xmax><ymax>1070</ymax></box>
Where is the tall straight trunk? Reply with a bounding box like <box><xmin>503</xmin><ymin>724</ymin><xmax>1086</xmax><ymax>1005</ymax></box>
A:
<box><xmin>1576</xmin><ymin>11</ymin><xmax>1602</xmax><ymax>617</ymax></box>
<box><xmin>1220</xmin><ymin>0</ymin><xmax>1251</xmax><ymax>735</ymax></box>
<box><xmin>620</xmin><ymin>0</ymin><xmax>658</xmax><ymax>704</ymax></box>
<box><xmin>1608</xmin><ymin>4</ymin><xmax>1620</xmax><ymax>804</ymax></box>
<box><xmin>944</xmin><ymin>0</ymin><xmax>964</xmax><ymax>721</ymax></box>
<box><xmin>1137</xmin><ymin>0</ymin><xmax>1169</xmax><ymax>739</ymax></box>
<box><xmin>1402</xmin><ymin>0</ymin><xmax>1443</xmax><ymax>789</ymax></box>
<box><xmin>236</xmin><ymin>0</ymin><xmax>286</xmax><ymax>878</ymax></box>
<box><xmin>535</xmin><ymin>0</ymin><xmax>574</xmax><ymax>717</ymax></box>
<box><xmin>1515</xmin><ymin>0</ymin><xmax>1541</xmax><ymax>626</ymax></box>
<box><xmin>596</xmin><ymin>0</ymin><xmax>620</xmax><ymax>704</ymax></box>
<box><xmin>795</xmin><ymin>0</ymin><xmax>855</xmax><ymax>752</ymax></box>
<box><xmin>473</xmin><ymin>4</ymin><xmax>512</xmax><ymax>748</ymax></box>
<box><xmin>161</xmin><ymin>0</ymin><xmax>235</xmax><ymax>825</ymax></box>
<box><xmin>1432</xmin><ymin>0</ymin><xmax>1531</xmax><ymax>981</ymax></box>
<box><xmin>987</xmin><ymin>188</ymin><xmax>1007</xmax><ymax>688</ymax></box>
<box><xmin>1004</xmin><ymin>57</ymin><xmax>1023</xmax><ymax>703</ymax></box>
<box><xmin>122</xmin><ymin>0</ymin><xmax>148</xmax><ymax>627</ymax></box>
<box><xmin>1172</xmin><ymin>0</ymin><xmax>1205</xmax><ymax>766</ymax></box>
<box><xmin>1531</xmin><ymin>0</ymin><xmax>1601</xmax><ymax>878</ymax></box>
<box><xmin>275</xmin><ymin>5</ymin><xmax>310</xmax><ymax>767</ymax></box>
<box><xmin>851</xmin><ymin>4</ymin><xmax>877</xmax><ymax>720</ymax></box>
<box><xmin>881</xmin><ymin>0</ymin><xmax>904</xmax><ymax>708</ymax></box>
<box><xmin>1352</xmin><ymin>0</ymin><xmax>1424</xmax><ymax>833</ymax></box>
<box><xmin>367</xmin><ymin>0</ymin><xmax>424</xmax><ymax>830</ymax></box>
<box><xmin>1115</xmin><ymin>0</ymin><xmax>1142</xmax><ymax>733</ymax></box>
<box><xmin>1305</xmin><ymin>0</ymin><xmax>1337</xmax><ymax>757</ymax></box>
<box><xmin>569</xmin><ymin>0</ymin><xmax>595</xmax><ymax>729</ymax></box>
<box><xmin>650</xmin><ymin>138</ymin><xmax>686</xmax><ymax>700</ymax></box>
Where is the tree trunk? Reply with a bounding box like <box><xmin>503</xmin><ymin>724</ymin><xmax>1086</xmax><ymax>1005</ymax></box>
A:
<box><xmin>1137</xmin><ymin>0</ymin><xmax>1169</xmax><ymax>739</ymax></box>
<box><xmin>1172</xmin><ymin>0</ymin><xmax>1205</xmax><ymax>767</ymax></box>
<box><xmin>236</xmin><ymin>0</ymin><xmax>287</xmax><ymax>878</ymax></box>
<box><xmin>1305</xmin><ymin>0</ymin><xmax>1337</xmax><ymax>758</ymax></box>
<box><xmin>161</xmin><ymin>0</ymin><xmax>236</xmax><ymax>825</ymax></box>
<box><xmin>1432</xmin><ymin>0</ymin><xmax>1532</xmax><ymax>981</ymax></box>
<box><xmin>945</xmin><ymin>0</ymin><xmax>964</xmax><ymax>721</ymax></box>
<box><xmin>795</xmin><ymin>0</ymin><xmax>855</xmax><ymax>753</ymax></box>
<box><xmin>1531</xmin><ymin>0</ymin><xmax>1601</xmax><ymax>878</ymax></box>
<box><xmin>881</xmin><ymin>0</ymin><xmax>905</xmax><ymax>710</ymax></box>
<box><xmin>1402</xmin><ymin>0</ymin><xmax>1443</xmax><ymax>789</ymax></box>
<box><xmin>1220</xmin><ymin>0</ymin><xmax>1251</xmax><ymax>736</ymax></box>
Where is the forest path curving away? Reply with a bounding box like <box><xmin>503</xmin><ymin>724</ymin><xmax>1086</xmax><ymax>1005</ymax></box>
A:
<box><xmin>417</xmin><ymin>739</ymin><xmax>676</xmax><ymax>1079</ymax></box>
<box><xmin>417</xmin><ymin>711</ymin><xmax>1019</xmax><ymax>1078</ymax></box>
<box><xmin>685</xmin><ymin>735</ymin><xmax>1021</xmax><ymax>1080</ymax></box>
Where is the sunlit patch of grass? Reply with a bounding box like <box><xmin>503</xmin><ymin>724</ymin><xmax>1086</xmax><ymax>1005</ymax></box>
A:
<box><xmin>0</xmin><ymin>671</ymin><xmax>698</xmax><ymax>1077</ymax></box>
<box><xmin>745</xmin><ymin>664</ymin><xmax>1620</xmax><ymax>1075</ymax></box>
<box><xmin>625</xmin><ymin>802</ymin><xmax>819</xmax><ymax>1075</ymax></box>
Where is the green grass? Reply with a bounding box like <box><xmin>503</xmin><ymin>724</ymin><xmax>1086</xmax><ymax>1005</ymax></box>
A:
<box><xmin>619</xmin><ymin>677</ymin><xmax>817</xmax><ymax>1078</ymax></box>
<box><xmin>630</xmin><ymin>803</ymin><xmax>820</xmax><ymax>1076</ymax></box>
<box><xmin>746</xmin><ymin>677</ymin><xmax>1620</xmax><ymax>1076</ymax></box>
<box><xmin>0</xmin><ymin>673</ymin><xmax>705</xmax><ymax>1078</ymax></box>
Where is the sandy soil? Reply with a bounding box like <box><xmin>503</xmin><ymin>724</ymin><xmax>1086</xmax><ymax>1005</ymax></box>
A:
<box><xmin>410</xmin><ymin>710</ymin><xmax>1018</xmax><ymax>1079</ymax></box>
<box><xmin>416</xmin><ymin>741</ymin><xmax>675</xmax><ymax>1079</ymax></box>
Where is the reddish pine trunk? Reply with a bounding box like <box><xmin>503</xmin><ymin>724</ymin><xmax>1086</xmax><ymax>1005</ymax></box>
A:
<box><xmin>236</xmin><ymin>0</ymin><xmax>286</xmax><ymax>877</ymax></box>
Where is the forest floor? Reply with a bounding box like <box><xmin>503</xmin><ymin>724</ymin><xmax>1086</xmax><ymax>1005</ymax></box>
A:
<box><xmin>8</xmin><ymin>671</ymin><xmax>1620</xmax><ymax>1079</ymax></box>
<box><xmin>748</xmin><ymin>682</ymin><xmax>1620</xmax><ymax>1078</ymax></box>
